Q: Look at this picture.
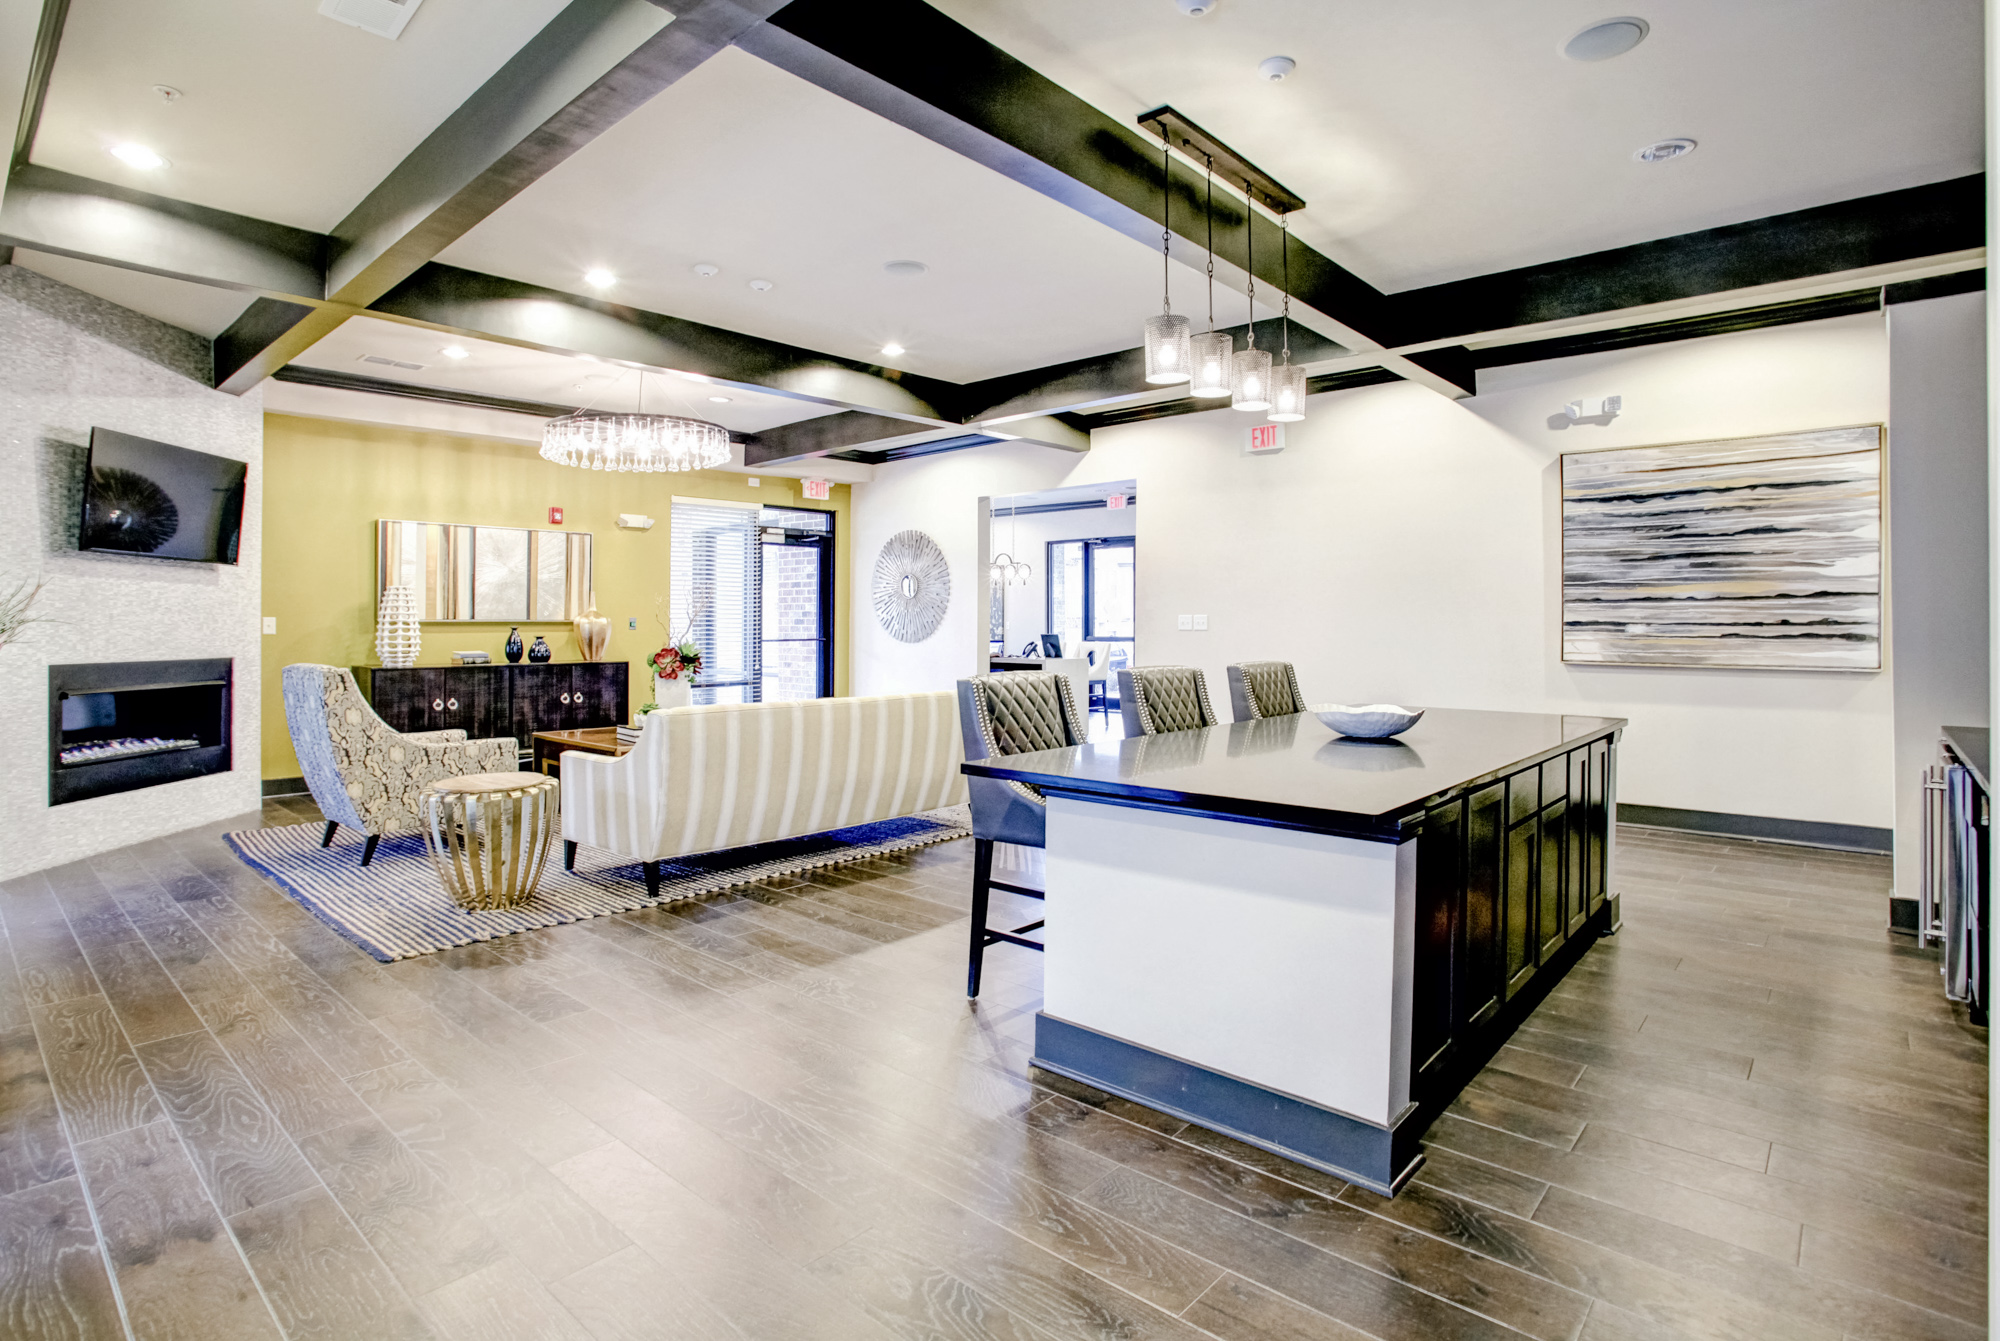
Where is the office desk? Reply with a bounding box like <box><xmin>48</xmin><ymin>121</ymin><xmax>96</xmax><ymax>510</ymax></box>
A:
<box><xmin>962</xmin><ymin>707</ymin><xmax>1625</xmax><ymax>1192</ymax></box>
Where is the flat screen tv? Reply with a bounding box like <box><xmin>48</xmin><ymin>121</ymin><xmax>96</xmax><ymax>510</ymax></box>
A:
<box><xmin>79</xmin><ymin>428</ymin><xmax>247</xmax><ymax>565</ymax></box>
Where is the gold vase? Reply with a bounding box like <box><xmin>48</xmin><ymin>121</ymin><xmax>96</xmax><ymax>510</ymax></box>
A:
<box><xmin>573</xmin><ymin>597</ymin><xmax>610</xmax><ymax>663</ymax></box>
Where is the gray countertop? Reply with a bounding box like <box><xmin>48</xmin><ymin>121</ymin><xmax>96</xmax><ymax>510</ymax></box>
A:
<box><xmin>1943</xmin><ymin>725</ymin><xmax>1990</xmax><ymax>795</ymax></box>
<box><xmin>963</xmin><ymin>706</ymin><xmax>1626</xmax><ymax>839</ymax></box>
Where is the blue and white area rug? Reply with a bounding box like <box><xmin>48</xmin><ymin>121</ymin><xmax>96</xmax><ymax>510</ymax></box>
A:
<box><xmin>224</xmin><ymin>808</ymin><xmax>969</xmax><ymax>963</ymax></box>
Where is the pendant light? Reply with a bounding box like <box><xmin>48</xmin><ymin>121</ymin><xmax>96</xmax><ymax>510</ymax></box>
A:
<box><xmin>541</xmin><ymin>368</ymin><xmax>731</xmax><ymax>472</ymax></box>
<box><xmin>1142</xmin><ymin>124</ymin><xmax>1191</xmax><ymax>384</ymax></box>
<box><xmin>1229</xmin><ymin>179</ymin><xmax>1272</xmax><ymax>411</ymax></box>
<box><xmin>989</xmin><ymin>495</ymin><xmax>1034</xmax><ymax>586</ymax></box>
<box><xmin>1188</xmin><ymin>153</ymin><xmax>1233</xmax><ymax>399</ymax></box>
<box><xmin>1267</xmin><ymin>210</ymin><xmax>1307</xmax><ymax>422</ymax></box>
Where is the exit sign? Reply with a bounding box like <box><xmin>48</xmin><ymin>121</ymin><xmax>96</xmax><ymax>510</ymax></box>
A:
<box><xmin>1107</xmin><ymin>493</ymin><xmax>1127</xmax><ymax>510</ymax></box>
<box><xmin>802</xmin><ymin>478</ymin><xmax>831</xmax><ymax>501</ymax></box>
<box><xmin>1246</xmin><ymin>423</ymin><xmax>1285</xmax><ymax>455</ymax></box>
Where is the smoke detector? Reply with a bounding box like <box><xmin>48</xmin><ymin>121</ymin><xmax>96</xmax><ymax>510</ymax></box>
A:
<box><xmin>1258</xmin><ymin>55</ymin><xmax>1297</xmax><ymax>82</ymax></box>
<box><xmin>1174</xmin><ymin>0</ymin><xmax>1216</xmax><ymax>14</ymax></box>
<box><xmin>318</xmin><ymin>0</ymin><xmax>425</xmax><ymax>41</ymax></box>
<box><xmin>1564</xmin><ymin>17</ymin><xmax>1649</xmax><ymax>62</ymax></box>
<box><xmin>1635</xmin><ymin>137</ymin><xmax>1696</xmax><ymax>163</ymax></box>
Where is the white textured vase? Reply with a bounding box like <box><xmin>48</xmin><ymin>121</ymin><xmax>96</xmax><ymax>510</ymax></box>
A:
<box><xmin>653</xmin><ymin>675</ymin><xmax>692</xmax><ymax>710</ymax></box>
<box><xmin>375</xmin><ymin>585</ymin><xmax>422</xmax><ymax>668</ymax></box>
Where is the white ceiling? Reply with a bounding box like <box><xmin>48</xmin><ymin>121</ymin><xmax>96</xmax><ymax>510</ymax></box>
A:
<box><xmin>930</xmin><ymin>0</ymin><xmax>1984</xmax><ymax>292</ymax></box>
<box><xmin>12</xmin><ymin>248</ymin><xmax>254</xmax><ymax>337</ymax></box>
<box><xmin>438</xmin><ymin>44</ymin><xmax>1279</xmax><ymax>384</ymax></box>
<box><xmin>32</xmin><ymin>0</ymin><xmax>575</xmax><ymax>231</ymax></box>
<box><xmin>293</xmin><ymin>315</ymin><xmax>845</xmax><ymax>435</ymax></box>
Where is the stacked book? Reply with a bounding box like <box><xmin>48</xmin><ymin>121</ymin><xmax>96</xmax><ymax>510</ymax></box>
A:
<box><xmin>615</xmin><ymin>724</ymin><xmax>644</xmax><ymax>747</ymax></box>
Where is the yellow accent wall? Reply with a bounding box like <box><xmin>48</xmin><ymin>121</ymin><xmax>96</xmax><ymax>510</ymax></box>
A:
<box><xmin>260</xmin><ymin>413</ymin><xmax>852</xmax><ymax>780</ymax></box>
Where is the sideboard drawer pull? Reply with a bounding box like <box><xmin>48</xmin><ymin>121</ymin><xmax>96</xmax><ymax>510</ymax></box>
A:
<box><xmin>560</xmin><ymin>692</ymin><xmax>572</xmax><ymax>704</ymax></box>
<box><xmin>432</xmin><ymin>698</ymin><xmax>444</xmax><ymax>711</ymax></box>
<box><xmin>447</xmin><ymin>698</ymin><xmax>458</xmax><ymax>710</ymax></box>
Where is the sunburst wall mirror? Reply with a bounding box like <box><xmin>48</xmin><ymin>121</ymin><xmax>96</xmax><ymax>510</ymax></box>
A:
<box><xmin>873</xmin><ymin>529</ymin><xmax>951</xmax><ymax>643</ymax></box>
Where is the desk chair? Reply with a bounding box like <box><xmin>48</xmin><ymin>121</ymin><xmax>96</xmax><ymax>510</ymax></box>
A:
<box><xmin>955</xmin><ymin>671</ymin><xmax>1087</xmax><ymax>998</ymax></box>
<box><xmin>1226</xmin><ymin>661</ymin><xmax>1307</xmax><ymax>722</ymax></box>
<box><xmin>1117</xmin><ymin>665</ymin><xmax>1219</xmax><ymax>737</ymax></box>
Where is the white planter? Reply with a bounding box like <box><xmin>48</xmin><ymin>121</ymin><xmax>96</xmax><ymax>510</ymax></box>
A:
<box><xmin>652</xmin><ymin>675</ymin><xmax>693</xmax><ymax>711</ymax></box>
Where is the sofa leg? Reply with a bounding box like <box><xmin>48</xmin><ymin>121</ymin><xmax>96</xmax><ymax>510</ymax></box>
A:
<box><xmin>642</xmin><ymin>861</ymin><xmax>661</xmax><ymax>899</ymax></box>
<box><xmin>360</xmin><ymin>834</ymin><xmax>380</xmax><ymax>867</ymax></box>
<box><xmin>968</xmin><ymin>838</ymin><xmax>994</xmax><ymax>999</ymax></box>
<box><xmin>320</xmin><ymin>821</ymin><xmax>338</xmax><ymax>848</ymax></box>
<box><xmin>563</xmin><ymin>840</ymin><xmax>577</xmax><ymax>872</ymax></box>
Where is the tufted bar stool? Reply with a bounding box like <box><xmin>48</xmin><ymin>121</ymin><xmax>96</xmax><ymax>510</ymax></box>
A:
<box><xmin>1117</xmin><ymin>665</ymin><xmax>1220</xmax><ymax>738</ymax></box>
<box><xmin>955</xmin><ymin>671</ymin><xmax>1088</xmax><ymax>998</ymax></box>
<box><xmin>1226</xmin><ymin>661</ymin><xmax>1307</xmax><ymax>723</ymax></box>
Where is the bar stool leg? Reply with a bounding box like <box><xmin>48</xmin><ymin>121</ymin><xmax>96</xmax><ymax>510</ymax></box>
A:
<box><xmin>968</xmin><ymin>838</ymin><xmax>995</xmax><ymax>999</ymax></box>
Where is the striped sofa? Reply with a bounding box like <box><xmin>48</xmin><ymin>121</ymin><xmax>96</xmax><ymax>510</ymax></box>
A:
<box><xmin>558</xmin><ymin>692</ymin><xmax>969</xmax><ymax>894</ymax></box>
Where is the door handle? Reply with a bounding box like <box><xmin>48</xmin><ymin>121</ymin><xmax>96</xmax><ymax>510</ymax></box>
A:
<box><xmin>432</xmin><ymin>698</ymin><xmax>444</xmax><ymax>711</ymax></box>
<box><xmin>560</xmin><ymin>692</ymin><xmax>572</xmax><ymax>704</ymax></box>
<box><xmin>447</xmin><ymin>698</ymin><xmax>458</xmax><ymax>710</ymax></box>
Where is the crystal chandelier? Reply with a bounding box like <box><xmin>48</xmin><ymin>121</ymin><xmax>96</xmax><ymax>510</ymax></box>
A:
<box><xmin>540</xmin><ymin>370</ymin><xmax>731</xmax><ymax>472</ymax></box>
<box><xmin>1188</xmin><ymin>152</ymin><xmax>1233</xmax><ymax>399</ymax></box>
<box><xmin>1142</xmin><ymin>124</ymin><xmax>1191</xmax><ymax>385</ymax></box>
<box><xmin>1267</xmin><ymin>210</ymin><xmax>1307</xmax><ymax>422</ymax></box>
<box><xmin>1230</xmin><ymin>177</ymin><xmax>1272</xmax><ymax>412</ymax></box>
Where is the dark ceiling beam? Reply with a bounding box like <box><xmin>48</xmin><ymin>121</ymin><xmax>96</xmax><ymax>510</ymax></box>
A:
<box><xmin>368</xmin><ymin>261</ymin><xmax>963</xmax><ymax>423</ymax></box>
<box><xmin>741</xmin><ymin>0</ymin><xmax>1398</xmax><ymax>352</ymax></box>
<box><xmin>9</xmin><ymin>0</ymin><xmax>69</xmax><ymax>171</ymax></box>
<box><xmin>0</xmin><ymin>165</ymin><xmax>327</xmax><ymax>297</ymax></box>
<box><xmin>271</xmin><ymin>363</ymin><xmax>586</xmax><ymax>418</ymax></box>
<box><xmin>1393</xmin><ymin>174</ymin><xmax>1985</xmax><ymax>345</ymax></box>
<box><xmin>745</xmin><ymin>411</ymin><xmax>929</xmax><ymax>466</ymax></box>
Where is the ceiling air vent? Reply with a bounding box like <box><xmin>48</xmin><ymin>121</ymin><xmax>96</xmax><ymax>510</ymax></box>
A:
<box><xmin>318</xmin><ymin>0</ymin><xmax>425</xmax><ymax>41</ymax></box>
<box><xmin>359</xmin><ymin>354</ymin><xmax>426</xmax><ymax>371</ymax></box>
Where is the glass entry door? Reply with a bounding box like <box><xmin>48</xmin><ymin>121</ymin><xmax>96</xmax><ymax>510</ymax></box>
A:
<box><xmin>760</xmin><ymin>515</ymin><xmax>833</xmax><ymax>701</ymax></box>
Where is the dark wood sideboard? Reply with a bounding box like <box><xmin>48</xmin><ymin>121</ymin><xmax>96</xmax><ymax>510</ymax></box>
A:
<box><xmin>354</xmin><ymin>663</ymin><xmax>629</xmax><ymax>754</ymax></box>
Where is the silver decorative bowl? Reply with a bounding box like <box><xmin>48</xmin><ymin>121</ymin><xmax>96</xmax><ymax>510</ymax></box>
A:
<box><xmin>1310</xmin><ymin>703</ymin><xmax>1425</xmax><ymax>739</ymax></box>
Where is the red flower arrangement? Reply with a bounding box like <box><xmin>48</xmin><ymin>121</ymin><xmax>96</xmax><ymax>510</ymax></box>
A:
<box><xmin>650</xmin><ymin>640</ymin><xmax>703</xmax><ymax>681</ymax></box>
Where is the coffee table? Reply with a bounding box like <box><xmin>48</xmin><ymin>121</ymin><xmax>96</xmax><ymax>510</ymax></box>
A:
<box><xmin>531</xmin><ymin>727</ymin><xmax>631</xmax><ymax>778</ymax></box>
<box><xmin>419</xmin><ymin>772</ymin><xmax>558</xmax><ymax>910</ymax></box>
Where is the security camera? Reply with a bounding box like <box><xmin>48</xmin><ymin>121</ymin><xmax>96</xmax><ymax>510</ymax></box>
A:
<box><xmin>1175</xmin><ymin>0</ymin><xmax>1216</xmax><ymax>16</ymax></box>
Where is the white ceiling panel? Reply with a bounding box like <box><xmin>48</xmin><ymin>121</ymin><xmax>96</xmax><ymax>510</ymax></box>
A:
<box><xmin>930</xmin><ymin>0</ymin><xmax>1982</xmax><ymax>292</ymax></box>
<box><xmin>437</xmin><ymin>45</ymin><xmax>1278</xmax><ymax>383</ymax></box>
<box><xmin>32</xmin><ymin>0</ymin><xmax>575</xmax><ymax>231</ymax></box>
<box><xmin>12</xmin><ymin>249</ymin><xmax>255</xmax><ymax>337</ymax></box>
<box><xmin>293</xmin><ymin>315</ymin><xmax>846</xmax><ymax>434</ymax></box>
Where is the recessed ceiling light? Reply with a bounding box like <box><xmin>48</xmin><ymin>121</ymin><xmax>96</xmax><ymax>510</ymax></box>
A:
<box><xmin>1258</xmin><ymin>55</ymin><xmax>1296</xmax><ymax>82</ymax></box>
<box><xmin>108</xmin><ymin>142</ymin><xmax>168</xmax><ymax>170</ymax></box>
<box><xmin>708</xmin><ymin>395</ymin><xmax>732</xmax><ymax>403</ymax></box>
<box><xmin>1564</xmin><ymin>17</ymin><xmax>1649</xmax><ymax>62</ymax></box>
<box><xmin>583</xmin><ymin>268</ymin><xmax>616</xmax><ymax>290</ymax></box>
<box><xmin>439</xmin><ymin>345</ymin><xmax>469</xmax><ymax>360</ymax></box>
<box><xmin>883</xmin><ymin>260</ymin><xmax>928</xmax><ymax>277</ymax></box>
<box><xmin>748</xmin><ymin>278</ymin><xmax>774</xmax><ymax>292</ymax></box>
<box><xmin>880</xmin><ymin>343</ymin><xmax>905</xmax><ymax>358</ymax></box>
<box><xmin>1635</xmin><ymin>137</ymin><xmax>1696</xmax><ymax>163</ymax></box>
<box><xmin>691</xmin><ymin>263</ymin><xmax>719</xmax><ymax>278</ymax></box>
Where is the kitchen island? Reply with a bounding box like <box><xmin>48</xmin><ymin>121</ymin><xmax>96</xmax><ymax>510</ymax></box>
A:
<box><xmin>963</xmin><ymin>707</ymin><xmax>1625</xmax><ymax>1194</ymax></box>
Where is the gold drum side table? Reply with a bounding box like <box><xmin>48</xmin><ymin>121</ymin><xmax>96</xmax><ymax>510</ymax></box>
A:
<box><xmin>420</xmin><ymin>772</ymin><xmax>558</xmax><ymax>910</ymax></box>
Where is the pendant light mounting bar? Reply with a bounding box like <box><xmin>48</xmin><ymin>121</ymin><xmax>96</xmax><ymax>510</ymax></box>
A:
<box><xmin>1136</xmin><ymin>105</ymin><xmax>1305</xmax><ymax>215</ymax></box>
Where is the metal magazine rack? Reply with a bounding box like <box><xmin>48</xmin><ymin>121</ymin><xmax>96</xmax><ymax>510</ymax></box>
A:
<box><xmin>1920</xmin><ymin>734</ymin><xmax>1987</xmax><ymax>1022</ymax></box>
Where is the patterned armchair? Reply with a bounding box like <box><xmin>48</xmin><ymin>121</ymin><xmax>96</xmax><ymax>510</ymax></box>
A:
<box><xmin>1117</xmin><ymin>665</ymin><xmax>1219</xmax><ymax>737</ymax></box>
<box><xmin>281</xmin><ymin>664</ymin><xmax>516</xmax><ymax>865</ymax></box>
<box><xmin>1226</xmin><ymin>660</ymin><xmax>1307</xmax><ymax>722</ymax></box>
<box><xmin>956</xmin><ymin>671</ymin><xmax>1087</xmax><ymax>998</ymax></box>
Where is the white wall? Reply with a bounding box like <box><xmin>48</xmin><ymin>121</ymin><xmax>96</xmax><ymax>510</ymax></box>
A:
<box><xmin>0</xmin><ymin>266</ymin><xmax>264</xmax><ymax>881</ymax></box>
<box><xmin>1888</xmin><ymin>289</ymin><xmax>1990</xmax><ymax>894</ymax></box>
<box><xmin>855</xmin><ymin>312</ymin><xmax>1897</xmax><ymax>828</ymax></box>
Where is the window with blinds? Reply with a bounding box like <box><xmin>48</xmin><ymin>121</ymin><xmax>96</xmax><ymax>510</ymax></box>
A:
<box><xmin>670</xmin><ymin>498</ymin><xmax>761</xmax><ymax>706</ymax></box>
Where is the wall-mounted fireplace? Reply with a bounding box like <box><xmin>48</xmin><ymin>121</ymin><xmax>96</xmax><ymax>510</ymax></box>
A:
<box><xmin>49</xmin><ymin>659</ymin><xmax>233</xmax><ymax>806</ymax></box>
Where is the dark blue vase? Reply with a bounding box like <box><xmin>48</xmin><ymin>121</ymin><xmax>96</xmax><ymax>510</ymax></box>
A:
<box><xmin>528</xmin><ymin>635</ymin><xmax>552</xmax><ymax>663</ymax></box>
<box><xmin>504</xmin><ymin>628</ymin><xmax>524</xmax><ymax>663</ymax></box>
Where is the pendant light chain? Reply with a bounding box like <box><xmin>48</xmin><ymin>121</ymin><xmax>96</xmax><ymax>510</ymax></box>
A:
<box><xmin>1204</xmin><ymin>156</ymin><xmax>1216</xmax><ymax>332</ymax></box>
<box><xmin>1244</xmin><ymin>181</ymin><xmax>1256</xmax><ymax>351</ymax></box>
<box><xmin>1160</xmin><ymin>126</ymin><xmax>1172</xmax><ymax>315</ymax></box>
<box><xmin>1280</xmin><ymin>211</ymin><xmax>1292</xmax><ymax>364</ymax></box>
<box><xmin>1140</xmin><ymin>122</ymin><xmax>1192</xmax><ymax>384</ymax></box>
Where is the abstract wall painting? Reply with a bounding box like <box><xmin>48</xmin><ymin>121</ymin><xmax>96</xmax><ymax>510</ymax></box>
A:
<box><xmin>1561</xmin><ymin>425</ymin><xmax>1883</xmax><ymax>671</ymax></box>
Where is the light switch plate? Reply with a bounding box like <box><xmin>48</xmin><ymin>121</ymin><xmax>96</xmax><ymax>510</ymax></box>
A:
<box><xmin>262</xmin><ymin>617</ymin><xmax>277</xmax><ymax>635</ymax></box>
<box><xmin>1192</xmin><ymin>614</ymin><xmax>1209</xmax><ymax>630</ymax></box>
<box><xmin>1177</xmin><ymin>614</ymin><xmax>1193</xmax><ymax>630</ymax></box>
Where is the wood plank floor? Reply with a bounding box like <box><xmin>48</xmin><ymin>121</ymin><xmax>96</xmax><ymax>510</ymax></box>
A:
<box><xmin>0</xmin><ymin>800</ymin><xmax>1983</xmax><ymax>1340</ymax></box>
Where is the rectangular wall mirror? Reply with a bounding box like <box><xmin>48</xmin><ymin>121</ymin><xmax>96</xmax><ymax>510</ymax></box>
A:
<box><xmin>377</xmin><ymin>520</ymin><xmax>592</xmax><ymax>621</ymax></box>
